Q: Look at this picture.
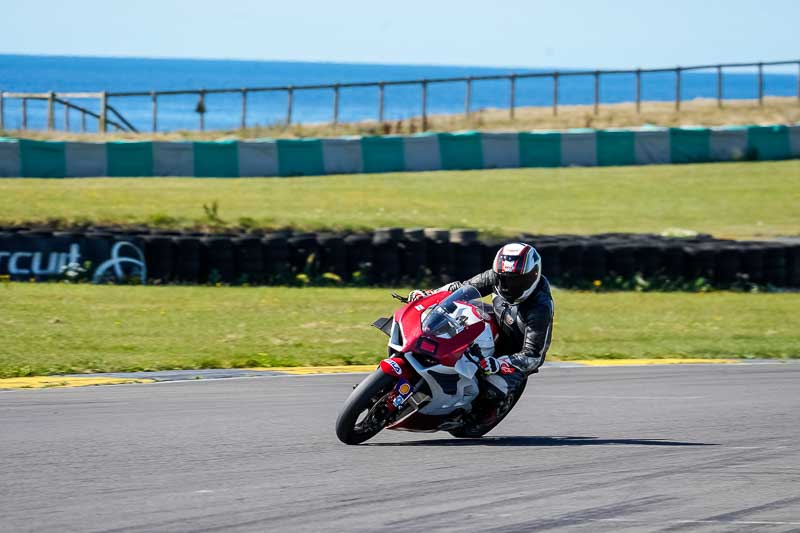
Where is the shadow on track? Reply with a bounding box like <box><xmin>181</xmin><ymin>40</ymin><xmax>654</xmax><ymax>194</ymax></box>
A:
<box><xmin>368</xmin><ymin>435</ymin><xmax>717</xmax><ymax>447</ymax></box>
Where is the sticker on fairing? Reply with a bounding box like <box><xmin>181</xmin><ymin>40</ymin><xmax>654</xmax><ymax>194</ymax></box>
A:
<box><xmin>388</xmin><ymin>360</ymin><xmax>402</xmax><ymax>375</ymax></box>
<box><xmin>392</xmin><ymin>379</ymin><xmax>413</xmax><ymax>407</ymax></box>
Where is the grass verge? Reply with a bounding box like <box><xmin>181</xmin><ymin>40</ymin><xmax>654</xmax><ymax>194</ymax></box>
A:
<box><xmin>1</xmin><ymin>283</ymin><xmax>797</xmax><ymax>378</ymax></box>
<box><xmin>4</xmin><ymin>97</ymin><xmax>799</xmax><ymax>141</ymax></box>
<box><xmin>1</xmin><ymin>160</ymin><xmax>798</xmax><ymax>238</ymax></box>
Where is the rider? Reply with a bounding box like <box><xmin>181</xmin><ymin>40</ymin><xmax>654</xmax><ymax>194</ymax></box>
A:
<box><xmin>409</xmin><ymin>243</ymin><xmax>554</xmax><ymax>407</ymax></box>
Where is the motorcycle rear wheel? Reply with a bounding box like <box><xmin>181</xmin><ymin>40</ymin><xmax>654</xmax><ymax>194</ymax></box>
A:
<box><xmin>335</xmin><ymin>371</ymin><xmax>396</xmax><ymax>445</ymax></box>
<box><xmin>448</xmin><ymin>378</ymin><xmax>527</xmax><ymax>439</ymax></box>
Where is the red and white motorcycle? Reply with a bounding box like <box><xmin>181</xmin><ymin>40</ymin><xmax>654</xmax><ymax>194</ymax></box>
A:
<box><xmin>335</xmin><ymin>285</ymin><xmax>527</xmax><ymax>445</ymax></box>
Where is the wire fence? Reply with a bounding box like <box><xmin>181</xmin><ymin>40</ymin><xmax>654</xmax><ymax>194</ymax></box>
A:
<box><xmin>1</xmin><ymin>59</ymin><xmax>798</xmax><ymax>134</ymax></box>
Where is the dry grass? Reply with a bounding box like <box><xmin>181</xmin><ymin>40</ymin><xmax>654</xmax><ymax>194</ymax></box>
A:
<box><xmin>434</xmin><ymin>96</ymin><xmax>800</xmax><ymax>131</ymax></box>
<box><xmin>3</xmin><ymin>97</ymin><xmax>798</xmax><ymax>142</ymax></box>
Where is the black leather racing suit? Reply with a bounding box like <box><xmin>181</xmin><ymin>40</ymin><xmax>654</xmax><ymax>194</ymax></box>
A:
<box><xmin>442</xmin><ymin>271</ymin><xmax>555</xmax><ymax>395</ymax></box>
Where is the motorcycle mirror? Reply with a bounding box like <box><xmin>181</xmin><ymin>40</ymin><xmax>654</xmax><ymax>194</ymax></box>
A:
<box><xmin>391</xmin><ymin>292</ymin><xmax>409</xmax><ymax>304</ymax></box>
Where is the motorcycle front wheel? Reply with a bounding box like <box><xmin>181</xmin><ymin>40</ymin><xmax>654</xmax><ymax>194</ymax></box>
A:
<box><xmin>335</xmin><ymin>370</ymin><xmax>396</xmax><ymax>445</ymax></box>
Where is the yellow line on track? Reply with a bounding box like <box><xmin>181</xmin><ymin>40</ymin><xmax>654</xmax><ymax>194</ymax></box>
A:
<box><xmin>0</xmin><ymin>359</ymin><xmax>746</xmax><ymax>389</ymax></box>
<box><xmin>0</xmin><ymin>376</ymin><xmax>154</xmax><ymax>390</ymax></box>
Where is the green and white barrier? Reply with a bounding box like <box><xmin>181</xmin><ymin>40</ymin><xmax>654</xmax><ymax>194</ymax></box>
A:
<box><xmin>1</xmin><ymin>124</ymin><xmax>799</xmax><ymax>178</ymax></box>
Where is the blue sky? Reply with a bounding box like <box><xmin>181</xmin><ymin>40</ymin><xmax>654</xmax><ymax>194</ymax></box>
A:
<box><xmin>2</xmin><ymin>0</ymin><xmax>798</xmax><ymax>69</ymax></box>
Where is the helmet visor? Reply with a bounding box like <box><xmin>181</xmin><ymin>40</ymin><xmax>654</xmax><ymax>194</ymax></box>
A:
<box><xmin>496</xmin><ymin>266</ymin><xmax>539</xmax><ymax>301</ymax></box>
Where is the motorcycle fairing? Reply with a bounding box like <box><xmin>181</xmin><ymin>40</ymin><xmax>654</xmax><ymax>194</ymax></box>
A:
<box><xmin>371</xmin><ymin>317</ymin><xmax>393</xmax><ymax>336</ymax></box>
<box><xmin>392</xmin><ymin>292</ymin><xmax>487</xmax><ymax>367</ymax></box>
<box><xmin>378</xmin><ymin>357</ymin><xmax>412</xmax><ymax>382</ymax></box>
<box><xmin>403</xmin><ymin>353</ymin><xmax>480</xmax><ymax>416</ymax></box>
<box><xmin>377</xmin><ymin>289</ymin><xmax>495</xmax><ymax>432</ymax></box>
<box><xmin>391</xmin><ymin>292</ymin><xmax>446</xmax><ymax>353</ymax></box>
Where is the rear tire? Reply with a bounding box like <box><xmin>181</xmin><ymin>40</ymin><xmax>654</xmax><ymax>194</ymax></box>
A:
<box><xmin>335</xmin><ymin>371</ymin><xmax>396</xmax><ymax>445</ymax></box>
<box><xmin>449</xmin><ymin>378</ymin><xmax>527</xmax><ymax>439</ymax></box>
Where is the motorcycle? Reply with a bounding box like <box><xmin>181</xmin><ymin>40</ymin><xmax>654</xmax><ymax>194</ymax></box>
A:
<box><xmin>335</xmin><ymin>285</ymin><xmax>527</xmax><ymax>445</ymax></box>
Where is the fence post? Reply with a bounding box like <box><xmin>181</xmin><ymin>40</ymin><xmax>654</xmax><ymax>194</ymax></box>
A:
<box><xmin>675</xmin><ymin>67</ymin><xmax>681</xmax><ymax>111</ymax></box>
<box><xmin>332</xmin><ymin>84</ymin><xmax>340</xmax><ymax>126</ymax></box>
<box><xmin>0</xmin><ymin>91</ymin><xmax>4</xmax><ymax>130</ymax></box>
<box><xmin>197</xmin><ymin>89</ymin><xmax>206</xmax><ymax>131</ymax></box>
<box><xmin>64</xmin><ymin>102</ymin><xmax>69</xmax><ymax>131</ymax></box>
<box><xmin>99</xmin><ymin>91</ymin><xmax>107</xmax><ymax>133</ymax></box>
<box><xmin>552</xmin><ymin>72</ymin><xmax>559</xmax><ymax>116</ymax></box>
<box><xmin>151</xmin><ymin>91</ymin><xmax>158</xmax><ymax>132</ymax></box>
<box><xmin>22</xmin><ymin>98</ymin><xmax>28</xmax><ymax>129</ymax></box>
<box><xmin>593</xmin><ymin>71</ymin><xmax>600</xmax><ymax>114</ymax></box>
<box><xmin>241</xmin><ymin>88</ymin><xmax>247</xmax><ymax>129</ymax></box>
<box><xmin>81</xmin><ymin>111</ymin><xmax>86</xmax><ymax>132</ymax></box>
<box><xmin>635</xmin><ymin>68</ymin><xmax>641</xmax><ymax>113</ymax></box>
<box><xmin>421</xmin><ymin>80</ymin><xmax>428</xmax><ymax>130</ymax></box>
<box><xmin>717</xmin><ymin>65</ymin><xmax>723</xmax><ymax>108</ymax></box>
<box><xmin>46</xmin><ymin>92</ymin><xmax>55</xmax><ymax>130</ymax></box>
<box><xmin>509</xmin><ymin>74</ymin><xmax>517</xmax><ymax>119</ymax></box>
<box><xmin>757</xmin><ymin>62</ymin><xmax>764</xmax><ymax>106</ymax></box>
<box><xmin>464</xmin><ymin>77</ymin><xmax>472</xmax><ymax>118</ymax></box>
<box><xmin>378</xmin><ymin>82</ymin><xmax>385</xmax><ymax>123</ymax></box>
<box><xmin>286</xmin><ymin>86</ymin><xmax>294</xmax><ymax>125</ymax></box>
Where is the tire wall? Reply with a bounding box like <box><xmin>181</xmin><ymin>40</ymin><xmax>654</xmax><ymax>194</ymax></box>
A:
<box><xmin>1</xmin><ymin>227</ymin><xmax>798</xmax><ymax>288</ymax></box>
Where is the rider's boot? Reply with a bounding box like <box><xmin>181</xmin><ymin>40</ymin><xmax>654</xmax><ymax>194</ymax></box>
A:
<box><xmin>466</xmin><ymin>372</ymin><xmax>523</xmax><ymax>427</ymax></box>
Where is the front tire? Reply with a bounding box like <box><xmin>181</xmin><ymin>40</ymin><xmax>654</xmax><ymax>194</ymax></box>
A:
<box><xmin>335</xmin><ymin>371</ymin><xmax>396</xmax><ymax>445</ymax></box>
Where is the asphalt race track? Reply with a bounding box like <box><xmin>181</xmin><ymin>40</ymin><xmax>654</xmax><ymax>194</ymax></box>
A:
<box><xmin>2</xmin><ymin>364</ymin><xmax>799</xmax><ymax>532</ymax></box>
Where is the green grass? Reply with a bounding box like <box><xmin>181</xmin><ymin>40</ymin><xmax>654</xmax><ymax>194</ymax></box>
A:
<box><xmin>1</xmin><ymin>283</ymin><xmax>797</xmax><ymax>378</ymax></box>
<box><xmin>0</xmin><ymin>160</ymin><xmax>798</xmax><ymax>238</ymax></box>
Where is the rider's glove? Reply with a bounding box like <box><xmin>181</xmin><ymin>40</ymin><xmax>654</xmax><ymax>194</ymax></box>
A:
<box><xmin>480</xmin><ymin>356</ymin><xmax>516</xmax><ymax>375</ymax></box>
<box><xmin>480</xmin><ymin>356</ymin><xmax>501</xmax><ymax>375</ymax></box>
<box><xmin>408</xmin><ymin>289</ymin><xmax>430</xmax><ymax>302</ymax></box>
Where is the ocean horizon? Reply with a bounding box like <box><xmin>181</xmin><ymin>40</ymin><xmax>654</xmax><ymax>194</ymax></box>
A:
<box><xmin>1</xmin><ymin>54</ymin><xmax>797</xmax><ymax>132</ymax></box>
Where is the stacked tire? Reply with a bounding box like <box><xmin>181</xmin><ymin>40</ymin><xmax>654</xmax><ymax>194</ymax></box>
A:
<box><xmin>2</xmin><ymin>225</ymin><xmax>799</xmax><ymax>289</ymax></box>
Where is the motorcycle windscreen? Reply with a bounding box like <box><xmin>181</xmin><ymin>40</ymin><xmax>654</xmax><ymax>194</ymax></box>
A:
<box><xmin>439</xmin><ymin>285</ymin><xmax>482</xmax><ymax>313</ymax></box>
<box><xmin>421</xmin><ymin>285</ymin><xmax>482</xmax><ymax>339</ymax></box>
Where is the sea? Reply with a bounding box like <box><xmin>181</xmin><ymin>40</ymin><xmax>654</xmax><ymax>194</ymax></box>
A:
<box><xmin>1</xmin><ymin>54</ymin><xmax>797</xmax><ymax>133</ymax></box>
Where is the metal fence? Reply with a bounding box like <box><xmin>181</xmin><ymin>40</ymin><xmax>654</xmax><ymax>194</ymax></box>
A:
<box><xmin>1</xmin><ymin>59</ymin><xmax>798</xmax><ymax>134</ymax></box>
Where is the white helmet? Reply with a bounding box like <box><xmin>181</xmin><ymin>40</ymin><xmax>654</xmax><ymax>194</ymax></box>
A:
<box><xmin>492</xmin><ymin>243</ymin><xmax>542</xmax><ymax>304</ymax></box>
